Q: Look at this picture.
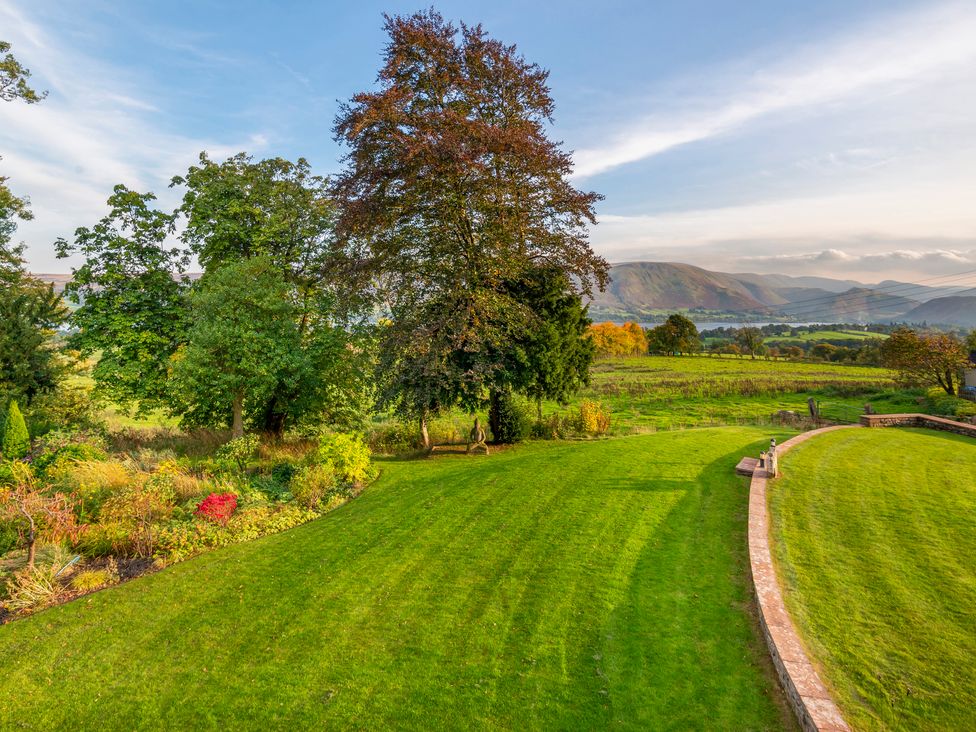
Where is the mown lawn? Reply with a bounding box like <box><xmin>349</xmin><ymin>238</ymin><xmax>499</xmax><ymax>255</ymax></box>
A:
<box><xmin>0</xmin><ymin>429</ymin><xmax>793</xmax><ymax>730</ymax></box>
<box><xmin>770</xmin><ymin>427</ymin><xmax>976</xmax><ymax>731</ymax></box>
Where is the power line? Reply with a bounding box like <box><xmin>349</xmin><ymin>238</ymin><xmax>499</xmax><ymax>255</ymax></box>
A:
<box><xmin>759</xmin><ymin>267</ymin><xmax>976</xmax><ymax>315</ymax></box>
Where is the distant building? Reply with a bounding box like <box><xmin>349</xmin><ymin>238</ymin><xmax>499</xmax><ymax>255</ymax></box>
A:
<box><xmin>965</xmin><ymin>351</ymin><xmax>976</xmax><ymax>396</ymax></box>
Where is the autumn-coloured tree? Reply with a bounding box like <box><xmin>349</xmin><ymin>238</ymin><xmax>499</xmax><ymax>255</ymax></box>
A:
<box><xmin>333</xmin><ymin>10</ymin><xmax>608</xmax><ymax>447</ymax></box>
<box><xmin>881</xmin><ymin>328</ymin><xmax>971</xmax><ymax>395</ymax></box>
<box><xmin>588</xmin><ymin>322</ymin><xmax>647</xmax><ymax>357</ymax></box>
<box><xmin>0</xmin><ymin>464</ymin><xmax>77</xmax><ymax>569</ymax></box>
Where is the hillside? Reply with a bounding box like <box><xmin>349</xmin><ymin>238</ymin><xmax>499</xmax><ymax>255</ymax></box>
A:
<box><xmin>590</xmin><ymin>262</ymin><xmax>781</xmax><ymax>315</ymax></box>
<box><xmin>899</xmin><ymin>296</ymin><xmax>976</xmax><ymax>328</ymax></box>
<box><xmin>589</xmin><ymin>262</ymin><xmax>921</xmax><ymax>323</ymax></box>
<box><xmin>775</xmin><ymin>287</ymin><xmax>919</xmax><ymax>322</ymax></box>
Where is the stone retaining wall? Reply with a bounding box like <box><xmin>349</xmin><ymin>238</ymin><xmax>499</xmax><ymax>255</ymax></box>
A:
<box><xmin>860</xmin><ymin>413</ymin><xmax>976</xmax><ymax>437</ymax></box>
<box><xmin>746</xmin><ymin>426</ymin><xmax>858</xmax><ymax>732</ymax></box>
<box><xmin>746</xmin><ymin>416</ymin><xmax>975</xmax><ymax>730</ymax></box>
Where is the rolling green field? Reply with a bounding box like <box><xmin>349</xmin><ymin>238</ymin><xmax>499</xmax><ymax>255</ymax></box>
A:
<box><xmin>770</xmin><ymin>428</ymin><xmax>976</xmax><ymax>731</ymax></box>
<box><xmin>0</xmin><ymin>430</ymin><xmax>794</xmax><ymax>730</ymax></box>
<box><xmin>84</xmin><ymin>354</ymin><xmax>911</xmax><ymax>437</ymax></box>
<box><xmin>558</xmin><ymin>356</ymin><xmax>907</xmax><ymax>431</ymax></box>
<box><xmin>765</xmin><ymin>329</ymin><xmax>888</xmax><ymax>344</ymax></box>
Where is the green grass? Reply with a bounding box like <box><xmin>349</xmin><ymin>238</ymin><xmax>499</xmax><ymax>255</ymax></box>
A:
<box><xmin>770</xmin><ymin>427</ymin><xmax>976</xmax><ymax>731</ymax></box>
<box><xmin>765</xmin><ymin>330</ymin><xmax>888</xmax><ymax>344</ymax></box>
<box><xmin>552</xmin><ymin>355</ymin><xmax>907</xmax><ymax>431</ymax></box>
<box><xmin>0</xmin><ymin>429</ymin><xmax>794</xmax><ymax>730</ymax></box>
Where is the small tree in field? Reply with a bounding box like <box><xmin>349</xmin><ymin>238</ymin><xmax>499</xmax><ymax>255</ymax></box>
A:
<box><xmin>0</xmin><ymin>464</ymin><xmax>77</xmax><ymax>568</ymax></box>
<box><xmin>734</xmin><ymin>327</ymin><xmax>764</xmax><ymax>359</ymax></box>
<box><xmin>1</xmin><ymin>399</ymin><xmax>29</xmax><ymax>459</ymax></box>
<box><xmin>649</xmin><ymin>314</ymin><xmax>700</xmax><ymax>355</ymax></box>
<box><xmin>881</xmin><ymin>328</ymin><xmax>971</xmax><ymax>395</ymax></box>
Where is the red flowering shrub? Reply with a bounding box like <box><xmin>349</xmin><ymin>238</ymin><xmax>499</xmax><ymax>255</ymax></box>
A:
<box><xmin>194</xmin><ymin>492</ymin><xmax>237</xmax><ymax>525</ymax></box>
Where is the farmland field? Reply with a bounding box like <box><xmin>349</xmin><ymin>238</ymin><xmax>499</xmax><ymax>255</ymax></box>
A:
<box><xmin>770</xmin><ymin>427</ymin><xmax>976</xmax><ymax>731</ymax></box>
<box><xmin>764</xmin><ymin>329</ymin><xmax>889</xmax><ymax>344</ymax></box>
<box><xmin>551</xmin><ymin>355</ymin><xmax>909</xmax><ymax>431</ymax></box>
<box><xmin>0</xmin><ymin>430</ymin><xmax>795</xmax><ymax>730</ymax></box>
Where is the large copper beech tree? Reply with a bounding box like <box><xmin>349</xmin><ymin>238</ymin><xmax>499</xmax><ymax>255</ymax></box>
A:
<box><xmin>333</xmin><ymin>10</ymin><xmax>608</xmax><ymax>448</ymax></box>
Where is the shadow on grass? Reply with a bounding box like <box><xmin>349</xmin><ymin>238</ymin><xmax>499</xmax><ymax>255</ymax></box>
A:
<box><xmin>596</xmin><ymin>440</ymin><xmax>799</xmax><ymax>731</ymax></box>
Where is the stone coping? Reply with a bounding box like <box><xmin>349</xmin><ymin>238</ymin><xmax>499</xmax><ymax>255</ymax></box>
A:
<box><xmin>860</xmin><ymin>413</ymin><xmax>976</xmax><ymax>437</ymax></box>
<box><xmin>746</xmin><ymin>425</ymin><xmax>858</xmax><ymax>732</ymax></box>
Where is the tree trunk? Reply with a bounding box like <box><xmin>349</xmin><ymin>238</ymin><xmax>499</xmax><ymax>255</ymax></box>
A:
<box><xmin>260</xmin><ymin>389</ymin><xmax>288</xmax><ymax>438</ymax></box>
<box><xmin>536</xmin><ymin>397</ymin><xmax>543</xmax><ymax>424</ymax></box>
<box><xmin>232</xmin><ymin>390</ymin><xmax>244</xmax><ymax>439</ymax></box>
<box><xmin>488</xmin><ymin>388</ymin><xmax>502</xmax><ymax>443</ymax></box>
<box><xmin>419</xmin><ymin>411</ymin><xmax>432</xmax><ymax>453</ymax></box>
<box><xmin>26</xmin><ymin>536</ymin><xmax>36</xmax><ymax>570</ymax></box>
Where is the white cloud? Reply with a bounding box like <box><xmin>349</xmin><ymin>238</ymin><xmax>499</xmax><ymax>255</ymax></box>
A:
<box><xmin>572</xmin><ymin>1</ymin><xmax>976</xmax><ymax>178</ymax></box>
<box><xmin>589</xmin><ymin>153</ymin><xmax>976</xmax><ymax>280</ymax></box>
<box><xmin>0</xmin><ymin>1</ymin><xmax>268</xmax><ymax>270</ymax></box>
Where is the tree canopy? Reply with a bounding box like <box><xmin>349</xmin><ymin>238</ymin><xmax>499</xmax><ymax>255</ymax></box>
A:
<box><xmin>333</xmin><ymin>10</ymin><xmax>607</xmax><ymax>445</ymax></box>
<box><xmin>56</xmin><ymin>186</ymin><xmax>188</xmax><ymax>414</ymax></box>
<box><xmin>0</xmin><ymin>40</ymin><xmax>45</xmax><ymax>104</ymax></box>
<box><xmin>880</xmin><ymin>328</ymin><xmax>971</xmax><ymax>396</ymax></box>
<box><xmin>648</xmin><ymin>314</ymin><xmax>700</xmax><ymax>355</ymax></box>
<box><xmin>170</xmin><ymin>258</ymin><xmax>303</xmax><ymax>437</ymax></box>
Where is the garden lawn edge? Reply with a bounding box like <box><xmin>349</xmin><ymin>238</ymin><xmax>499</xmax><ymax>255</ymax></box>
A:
<box><xmin>746</xmin><ymin>425</ymin><xmax>858</xmax><ymax>732</ymax></box>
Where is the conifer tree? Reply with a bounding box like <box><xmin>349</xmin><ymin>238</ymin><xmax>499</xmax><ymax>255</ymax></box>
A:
<box><xmin>1</xmin><ymin>400</ymin><xmax>30</xmax><ymax>459</ymax></box>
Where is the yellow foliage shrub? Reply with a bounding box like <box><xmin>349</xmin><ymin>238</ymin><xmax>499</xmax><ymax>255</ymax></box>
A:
<box><xmin>578</xmin><ymin>400</ymin><xmax>612</xmax><ymax>435</ymax></box>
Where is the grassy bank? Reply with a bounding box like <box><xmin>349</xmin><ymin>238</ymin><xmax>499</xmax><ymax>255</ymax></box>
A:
<box><xmin>770</xmin><ymin>427</ymin><xmax>976</xmax><ymax>731</ymax></box>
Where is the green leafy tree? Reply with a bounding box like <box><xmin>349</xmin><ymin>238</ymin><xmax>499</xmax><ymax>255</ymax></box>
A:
<box><xmin>170</xmin><ymin>258</ymin><xmax>303</xmax><ymax>437</ymax></box>
<box><xmin>881</xmin><ymin>328</ymin><xmax>970</xmax><ymax>396</ymax></box>
<box><xmin>502</xmin><ymin>265</ymin><xmax>594</xmax><ymax>423</ymax></box>
<box><xmin>334</xmin><ymin>11</ymin><xmax>608</xmax><ymax>447</ymax></box>
<box><xmin>0</xmin><ymin>42</ymin><xmax>63</xmax><ymax>406</ymax></box>
<box><xmin>0</xmin><ymin>242</ymin><xmax>68</xmax><ymax>405</ymax></box>
<box><xmin>0</xmin><ymin>41</ymin><xmax>45</xmax><ymax>103</ymax></box>
<box><xmin>55</xmin><ymin>186</ymin><xmax>188</xmax><ymax>414</ymax></box>
<box><xmin>734</xmin><ymin>327</ymin><xmax>764</xmax><ymax>359</ymax></box>
<box><xmin>172</xmin><ymin>153</ymin><xmax>369</xmax><ymax>434</ymax></box>
<box><xmin>1</xmin><ymin>400</ymin><xmax>30</xmax><ymax>459</ymax></box>
<box><xmin>649</xmin><ymin>314</ymin><xmax>701</xmax><ymax>355</ymax></box>
<box><xmin>1</xmin><ymin>39</ymin><xmax>44</xmax><ymax>276</ymax></box>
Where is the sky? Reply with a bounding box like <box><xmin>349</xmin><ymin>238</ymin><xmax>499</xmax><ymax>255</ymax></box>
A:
<box><xmin>2</xmin><ymin>0</ymin><xmax>975</xmax><ymax>282</ymax></box>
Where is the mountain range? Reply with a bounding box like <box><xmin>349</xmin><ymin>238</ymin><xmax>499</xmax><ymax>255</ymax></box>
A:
<box><xmin>31</xmin><ymin>263</ymin><xmax>976</xmax><ymax>327</ymax></box>
<box><xmin>589</xmin><ymin>262</ymin><xmax>976</xmax><ymax>326</ymax></box>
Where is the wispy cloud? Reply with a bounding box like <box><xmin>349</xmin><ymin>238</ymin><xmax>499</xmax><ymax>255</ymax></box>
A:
<box><xmin>572</xmin><ymin>1</ymin><xmax>976</xmax><ymax>178</ymax></box>
<box><xmin>0</xmin><ymin>1</ymin><xmax>267</xmax><ymax>269</ymax></box>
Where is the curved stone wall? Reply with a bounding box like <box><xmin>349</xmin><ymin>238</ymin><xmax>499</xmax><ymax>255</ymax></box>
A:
<box><xmin>746</xmin><ymin>426</ymin><xmax>857</xmax><ymax>732</ymax></box>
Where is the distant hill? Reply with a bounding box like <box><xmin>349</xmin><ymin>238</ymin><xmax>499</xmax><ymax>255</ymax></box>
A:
<box><xmin>32</xmin><ymin>274</ymin><xmax>73</xmax><ymax>292</ymax></box>
<box><xmin>899</xmin><ymin>296</ymin><xmax>976</xmax><ymax>328</ymax></box>
<box><xmin>37</xmin><ymin>263</ymin><xmax>967</xmax><ymax>325</ymax></box>
<box><xmin>588</xmin><ymin>262</ymin><xmax>926</xmax><ymax>323</ymax></box>
<box><xmin>875</xmin><ymin>281</ymin><xmax>976</xmax><ymax>303</ymax></box>
<box><xmin>590</xmin><ymin>262</ymin><xmax>779</xmax><ymax>315</ymax></box>
<box><xmin>776</xmin><ymin>287</ymin><xmax>918</xmax><ymax>322</ymax></box>
<box><xmin>732</xmin><ymin>272</ymin><xmax>862</xmax><ymax>294</ymax></box>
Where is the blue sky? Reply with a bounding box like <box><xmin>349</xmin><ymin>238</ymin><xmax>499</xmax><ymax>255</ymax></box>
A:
<box><xmin>2</xmin><ymin>0</ymin><xmax>975</xmax><ymax>281</ymax></box>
